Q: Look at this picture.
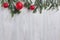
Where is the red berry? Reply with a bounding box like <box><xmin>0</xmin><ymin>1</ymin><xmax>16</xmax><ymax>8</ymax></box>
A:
<box><xmin>2</xmin><ymin>2</ymin><xmax>9</xmax><ymax>8</ymax></box>
<box><xmin>16</xmin><ymin>2</ymin><xmax>23</xmax><ymax>10</ymax></box>
<box><xmin>30</xmin><ymin>5</ymin><xmax>35</xmax><ymax>10</ymax></box>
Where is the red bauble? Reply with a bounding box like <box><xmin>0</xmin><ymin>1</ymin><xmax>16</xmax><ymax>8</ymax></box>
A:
<box><xmin>2</xmin><ymin>2</ymin><xmax>9</xmax><ymax>8</ymax></box>
<box><xmin>16</xmin><ymin>2</ymin><xmax>23</xmax><ymax>10</ymax></box>
<box><xmin>30</xmin><ymin>5</ymin><xmax>35</xmax><ymax>10</ymax></box>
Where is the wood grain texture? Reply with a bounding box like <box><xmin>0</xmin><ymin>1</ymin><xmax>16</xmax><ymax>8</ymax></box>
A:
<box><xmin>0</xmin><ymin>2</ymin><xmax>60</xmax><ymax>40</ymax></box>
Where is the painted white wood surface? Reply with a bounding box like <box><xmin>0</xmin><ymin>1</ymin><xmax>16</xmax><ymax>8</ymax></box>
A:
<box><xmin>0</xmin><ymin>5</ymin><xmax>60</xmax><ymax>40</ymax></box>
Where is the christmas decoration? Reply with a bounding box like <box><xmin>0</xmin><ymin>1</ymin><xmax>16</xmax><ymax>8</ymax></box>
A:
<box><xmin>30</xmin><ymin>5</ymin><xmax>35</xmax><ymax>10</ymax></box>
<box><xmin>16</xmin><ymin>2</ymin><xmax>23</xmax><ymax>10</ymax></box>
<box><xmin>1</xmin><ymin>0</ymin><xmax>60</xmax><ymax>17</ymax></box>
<box><xmin>2</xmin><ymin>2</ymin><xmax>9</xmax><ymax>8</ymax></box>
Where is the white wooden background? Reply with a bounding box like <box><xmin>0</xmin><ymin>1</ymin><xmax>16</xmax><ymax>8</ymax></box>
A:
<box><xmin>0</xmin><ymin>2</ymin><xmax>60</xmax><ymax>40</ymax></box>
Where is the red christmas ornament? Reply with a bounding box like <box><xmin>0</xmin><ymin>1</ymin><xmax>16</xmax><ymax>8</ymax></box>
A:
<box><xmin>16</xmin><ymin>2</ymin><xmax>23</xmax><ymax>10</ymax></box>
<box><xmin>2</xmin><ymin>2</ymin><xmax>9</xmax><ymax>8</ymax></box>
<box><xmin>30</xmin><ymin>5</ymin><xmax>35</xmax><ymax>10</ymax></box>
